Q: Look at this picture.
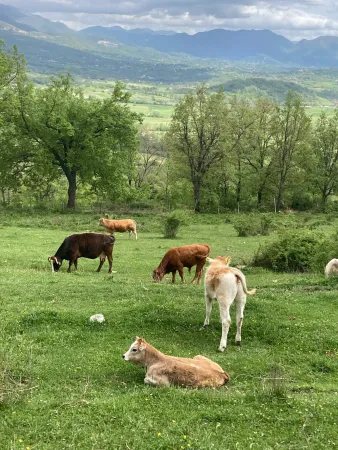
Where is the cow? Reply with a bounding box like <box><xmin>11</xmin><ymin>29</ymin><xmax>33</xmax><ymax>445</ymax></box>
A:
<box><xmin>98</xmin><ymin>218</ymin><xmax>137</xmax><ymax>240</ymax></box>
<box><xmin>48</xmin><ymin>233</ymin><xmax>115</xmax><ymax>273</ymax></box>
<box><xmin>203</xmin><ymin>256</ymin><xmax>256</xmax><ymax>352</ymax></box>
<box><xmin>325</xmin><ymin>258</ymin><xmax>338</xmax><ymax>277</ymax></box>
<box><xmin>152</xmin><ymin>244</ymin><xmax>210</xmax><ymax>284</ymax></box>
<box><xmin>123</xmin><ymin>337</ymin><xmax>229</xmax><ymax>388</ymax></box>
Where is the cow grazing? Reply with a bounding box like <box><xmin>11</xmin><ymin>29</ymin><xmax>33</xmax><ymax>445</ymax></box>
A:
<box><xmin>123</xmin><ymin>337</ymin><xmax>229</xmax><ymax>388</ymax></box>
<box><xmin>325</xmin><ymin>258</ymin><xmax>338</xmax><ymax>277</ymax></box>
<box><xmin>203</xmin><ymin>256</ymin><xmax>256</xmax><ymax>352</ymax></box>
<box><xmin>48</xmin><ymin>233</ymin><xmax>115</xmax><ymax>273</ymax></box>
<box><xmin>98</xmin><ymin>218</ymin><xmax>137</xmax><ymax>240</ymax></box>
<box><xmin>152</xmin><ymin>244</ymin><xmax>210</xmax><ymax>284</ymax></box>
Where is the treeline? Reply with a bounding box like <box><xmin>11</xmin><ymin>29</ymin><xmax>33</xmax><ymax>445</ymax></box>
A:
<box><xmin>1</xmin><ymin>43</ymin><xmax>338</xmax><ymax>213</ymax></box>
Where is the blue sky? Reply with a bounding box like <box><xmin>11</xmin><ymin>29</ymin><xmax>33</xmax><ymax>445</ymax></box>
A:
<box><xmin>4</xmin><ymin>0</ymin><xmax>338</xmax><ymax>40</ymax></box>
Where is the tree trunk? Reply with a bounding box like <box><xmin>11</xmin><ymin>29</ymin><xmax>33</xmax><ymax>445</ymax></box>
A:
<box><xmin>66</xmin><ymin>171</ymin><xmax>77</xmax><ymax>209</ymax></box>
<box><xmin>275</xmin><ymin>181</ymin><xmax>284</xmax><ymax>211</ymax></box>
<box><xmin>193</xmin><ymin>181</ymin><xmax>201</xmax><ymax>212</ymax></box>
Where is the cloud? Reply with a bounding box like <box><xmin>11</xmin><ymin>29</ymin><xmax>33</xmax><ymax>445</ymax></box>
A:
<box><xmin>4</xmin><ymin>0</ymin><xmax>338</xmax><ymax>40</ymax></box>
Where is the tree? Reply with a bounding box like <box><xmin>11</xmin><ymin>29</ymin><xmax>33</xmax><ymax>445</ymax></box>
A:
<box><xmin>135</xmin><ymin>129</ymin><xmax>164</xmax><ymax>189</ymax></box>
<box><xmin>227</xmin><ymin>97</ymin><xmax>255</xmax><ymax>210</ymax></box>
<box><xmin>10</xmin><ymin>74</ymin><xmax>142</xmax><ymax>208</ymax></box>
<box><xmin>165</xmin><ymin>84</ymin><xmax>228</xmax><ymax>212</ymax></box>
<box><xmin>311</xmin><ymin>110</ymin><xmax>338</xmax><ymax>206</ymax></box>
<box><xmin>271</xmin><ymin>92</ymin><xmax>311</xmax><ymax>211</ymax></box>
<box><xmin>243</xmin><ymin>98</ymin><xmax>277</xmax><ymax>206</ymax></box>
<box><xmin>0</xmin><ymin>42</ymin><xmax>27</xmax><ymax>204</ymax></box>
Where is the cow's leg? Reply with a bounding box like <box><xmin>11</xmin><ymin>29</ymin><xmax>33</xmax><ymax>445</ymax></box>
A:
<box><xmin>178</xmin><ymin>265</ymin><xmax>185</xmax><ymax>283</ymax></box>
<box><xmin>203</xmin><ymin>293</ymin><xmax>213</xmax><ymax>326</ymax></box>
<box><xmin>74</xmin><ymin>259</ymin><xmax>78</xmax><ymax>271</ymax></box>
<box><xmin>106</xmin><ymin>252</ymin><xmax>113</xmax><ymax>274</ymax></box>
<box><xmin>134</xmin><ymin>230</ymin><xmax>138</xmax><ymax>240</ymax></box>
<box><xmin>96</xmin><ymin>254</ymin><xmax>106</xmax><ymax>273</ymax></box>
<box><xmin>144</xmin><ymin>372</ymin><xmax>170</xmax><ymax>387</ymax></box>
<box><xmin>128</xmin><ymin>230</ymin><xmax>132</xmax><ymax>238</ymax></box>
<box><xmin>172</xmin><ymin>270</ymin><xmax>176</xmax><ymax>283</ymax></box>
<box><xmin>218</xmin><ymin>297</ymin><xmax>232</xmax><ymax>352</ymax></box>
<box><xmin>67</xmin><ymin>260</ymin><xmax>74</xmax><ymax>273</ymax></box>
<box><xmin>235</xmin><ymin>292</ymin><xmax>246</xmax><ymax>346</ymax></box>
<box><xmin>192</xmin><ymin>260</ymin><xmax>205</xmax><ymax>284</ymax></box>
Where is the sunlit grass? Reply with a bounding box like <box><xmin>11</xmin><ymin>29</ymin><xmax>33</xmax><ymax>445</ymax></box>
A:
<box><xmin>1</xmin><ymin>212</ymin><xmax>337</xmax><ymax>449</ymax></box>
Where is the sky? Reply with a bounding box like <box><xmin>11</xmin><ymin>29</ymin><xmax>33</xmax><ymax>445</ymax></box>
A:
<box><xmin>4</xmin><ymin>0</ymin><xmax>338</xmax><ymax>41</ymax></box>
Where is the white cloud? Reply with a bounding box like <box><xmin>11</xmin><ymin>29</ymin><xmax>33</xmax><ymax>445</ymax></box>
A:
<box><xmin>4</xmin><ymin>0</ymin><xmax>338</xmax><ymax>40</ymax></box>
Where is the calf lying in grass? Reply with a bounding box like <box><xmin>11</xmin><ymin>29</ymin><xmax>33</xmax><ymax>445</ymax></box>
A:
<box><xmin>123</xmin><ymin>337</ymin><xmax>229</xmax><ymax>388</ymax></box>
<box><xmin>204</xmin><ymin>256</ymin><xmax>256</xmax><ymax>352</ymax></box>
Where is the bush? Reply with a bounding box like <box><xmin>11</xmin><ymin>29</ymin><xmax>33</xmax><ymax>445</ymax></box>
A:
<box><xmin>233</xmin><ymin>214</ymin><xmax>273</xmax><ymax>237</ymax></box>
<box><xmin>252</xmin><ymin>230</ymin><xmax>333</xmax><ymax>272</ymax></box>
<box><xmin>163</xmin><ymin>210</ymin><xmax>189</xmax><ymax>238</ymax></box>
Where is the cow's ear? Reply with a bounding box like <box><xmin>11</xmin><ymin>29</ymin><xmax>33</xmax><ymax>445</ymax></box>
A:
<box><xmin>225</xmin><ymin>256</ymin><xmax>231</xmax><ymax>264</ymax></box>
<box><xmin>48</xmin><ymin>257</ymin><xmax>51</xmax><ymax>262</ymax></box>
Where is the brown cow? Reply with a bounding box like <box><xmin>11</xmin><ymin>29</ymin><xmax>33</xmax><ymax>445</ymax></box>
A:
<box><xmin>152</xmin><ymin>244</ymin><xmax>210</xmax><ymax>284</ymax></box>
<box><xmin>98</xmin><ymin>218</ymin><xmax>137</xmax><ymax>240</ymax></box>
<box><xmin>48</xmin><ymin>233</ymin><xmax>115</xmax><ymax>273</ymax></box>
<box><xmin>123</xmin><ymin>337</ymin><xmax>229</xmax><ymax>388</ymax></box>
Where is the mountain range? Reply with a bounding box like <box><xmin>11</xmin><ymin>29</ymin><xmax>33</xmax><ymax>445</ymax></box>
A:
<box><xmin>1</xmin><ymin>3</ymin><xmax>338</xmax><ymax>83</ymax></box>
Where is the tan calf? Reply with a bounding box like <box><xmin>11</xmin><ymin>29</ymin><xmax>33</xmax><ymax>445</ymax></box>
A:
<box><xmin>123</xmin><ymin>337</ymin><xmax>229</xmax><ymax>388</ymax></box>
<box><xmin>99</xmin><ymin>218</ymin><xmax>137</xmax><ymax>240</ymax></box>
<box><xmin>203</xmin><ymin>256</ymin><xmax>256</xmax><ymax>352</ymax></box>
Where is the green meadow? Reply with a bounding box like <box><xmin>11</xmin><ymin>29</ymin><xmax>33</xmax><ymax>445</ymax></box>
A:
<box><xmin>1</xmin><ymin>212</ymin><xmax>337</xmax><ymax>449</ymax></box>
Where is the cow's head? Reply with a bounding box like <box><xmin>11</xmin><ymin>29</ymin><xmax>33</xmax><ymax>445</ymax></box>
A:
<box><xmin>152</xmin><ymin>269</ymin><xmax>164</xmax><ymax>282</ymax></box>
<box><xmin>98</xmin><ymin>218</ymin><xmax>105</xmax><ymax>227</ymax></box>
<box><xmin>123</xmin><ymin>336</ymin><xmax>147</xmax><ymax>365</ymax></box>
<box><xmin>48</xmin><ymin>256</ymin><xmax>62</xmax><ymax>272</ymax></box>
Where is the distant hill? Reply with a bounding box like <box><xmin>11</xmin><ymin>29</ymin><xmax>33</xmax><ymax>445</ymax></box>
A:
<box><xmin>80</xmin><ymin>25</ymin><xmax>338</xmax><ymax>68</ymax></box>
<box><xmin>1</xmin><ymin>1</ymin><xmax>338</xmax><ymax>91</ymax></box>
<box><xmin>0</xmin><ymin>4</ymin><xmax>213</xmax><ymax>82</ymax></box>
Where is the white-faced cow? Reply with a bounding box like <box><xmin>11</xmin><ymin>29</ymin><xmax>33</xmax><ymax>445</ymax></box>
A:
<box><xmin>48</xmin><ymin>233</ymin><xmax>115</xmax><ymax>273</ymax></box>
<box><xmin>203</xmin><ymin>256</ymin><xmax>256</xmax><ymax>351</ymax></box>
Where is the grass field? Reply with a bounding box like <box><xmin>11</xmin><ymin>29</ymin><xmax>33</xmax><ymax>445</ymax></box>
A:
<box><xmin>1</xmin><ymin>211</ymin><xmax>338</xmax><ymax>449</ymax></box>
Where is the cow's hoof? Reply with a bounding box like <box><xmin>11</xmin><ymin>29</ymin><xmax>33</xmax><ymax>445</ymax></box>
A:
<box><xmin>218</xmin><ymin>347</ymin><xmax>225</xmax><ymax>352</ymax></box>
<box><xmin>235</xmin><ymin>341</ymin><xmax>241</xmax><ymax>346</ymax></box>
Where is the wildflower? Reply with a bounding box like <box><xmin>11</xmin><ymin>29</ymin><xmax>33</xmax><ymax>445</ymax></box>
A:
<box><xmin>183</xmin><ymin>435</ymin><xmax>187</xmax><ymax>440</ymax></box>
<box><xmin>18</xmin><ymin>439</ymin><xmax>23</xmax><ymax>443</ymax></box>
<box><xmin>157</xmin><ymin>432</ymin><xmax>161</xmax><ymax>437</ymax></box>
<box><xmin>172</xmin><ymin>420</ymin><xmax>176</xmax><ymax>423</ymax></box>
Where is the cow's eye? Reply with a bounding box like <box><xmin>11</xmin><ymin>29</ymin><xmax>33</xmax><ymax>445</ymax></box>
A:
<box><xmin>132</xmin><ymin>348</ymin><xmax>137</xmax><ymax>352</ymax></box>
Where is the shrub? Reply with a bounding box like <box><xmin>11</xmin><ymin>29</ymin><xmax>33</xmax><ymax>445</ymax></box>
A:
<box><xmin>233</xmin><ymin>214</ymin><xmax>273</xmax><ymax>237</ymax></box>
<box><xmin>163</xmin><ymin>210</ymin><xmax>188</xmax><ymax>238</ymax></box>
<box><xmin>252</xmin><ymin>230</ymin><xmax>333</xmax><ymax>272</ymax></box>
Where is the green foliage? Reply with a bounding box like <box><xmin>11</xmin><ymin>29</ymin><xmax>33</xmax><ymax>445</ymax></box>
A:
<box><xmin>163</xmin><ymin>210</ymin><xmax>188</xmax><ymax>238</ymax></box>
<box><xmin>252</xmin><ymin>229</ymin><xmax>333</xmax><ymax>272</ymax></box>
<box><xmin>233</xmin><ymin>214</ymin><xmax>273</xmax><ymax>237</ymax></box>
<box><xmin>166</xmin><ymin>83</ymin><xmax>229</xmax><ymax>212</ymax></box>
<box><xmin>5</xmin><ymin>74</ymin><xmax>142</xmax><ymax>208</ymax></box>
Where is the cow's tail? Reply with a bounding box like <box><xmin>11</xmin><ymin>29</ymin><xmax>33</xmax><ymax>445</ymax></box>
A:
<box><xmin>108</xmin><ymin>235</ymin><xmax>116</xmax><ymax>244</ymax></box>
<box><xmin>232</xmin><ymin>268</ymin><xmax>256</xmax><ymax>295</ymax></box>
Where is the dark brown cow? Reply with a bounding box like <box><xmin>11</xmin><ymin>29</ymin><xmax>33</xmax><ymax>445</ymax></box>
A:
<box><xmin>152</xmin><ymin>244</ymin><xmax>210</xmax><ymax>284</ymax></box>
<box><xmin>48</xmin><ymin>233</ymin><xmax>115</xmax><ymax>273</ymax></box>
